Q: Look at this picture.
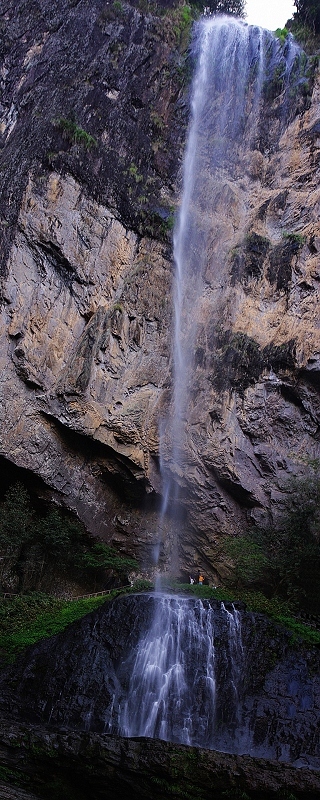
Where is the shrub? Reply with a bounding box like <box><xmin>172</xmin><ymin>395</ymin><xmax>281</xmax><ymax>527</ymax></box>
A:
<box><xmin>294</xmin><ymin>0</ymin><xmax>320</xmax><ymax>34</ymax></box>
<box><xmin>225</xmin><ymin>462</ymin><xmax>320</xmax><ymax>612</ymax></box>
<box><xmin>54</xmin><ymin>117</ymin><xmax>97</xmax><ymax>150</ymax></box>
<box><xmin>0</xmin><ymin>483</ymin><xmax>138</xmax><ymax>594</ymax></box>
<box><xmin>275</xmin><ymin>27</ymin><xmax>289</xmax><ymax>44</ymax></box>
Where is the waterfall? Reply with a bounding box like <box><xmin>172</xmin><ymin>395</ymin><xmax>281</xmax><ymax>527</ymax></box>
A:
<box><xmin>123</xmin><ymin>17</ymin><xmax>303</xmax><ymax>749</ymax></box>
<box><xmin>117</xmin><ymin>595</ymin><xmax>244</xmax><ymax>751</ymax></box>
<box><xmin>157</xmin><ymin>16</ymin><xmax>301</xmax><ymax>574</ymax></box>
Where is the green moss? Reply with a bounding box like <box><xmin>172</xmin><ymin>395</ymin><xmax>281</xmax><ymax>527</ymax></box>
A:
<box><xmin>54</xmin><ymin>117</ymin><xmax>97</xmax><ymax>150</ymax></box>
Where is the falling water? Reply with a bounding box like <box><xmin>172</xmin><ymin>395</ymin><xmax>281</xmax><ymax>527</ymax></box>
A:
<box><xmin>157</xmin><ymin>16</ymin><xmax>301</xmax><ymax>573</ymax></box>
<box><xmin>129</xmin><ymin>17</ymin><xmax>303</xmax><ymax>748</ymax></box>
<box><xmin>117</xmin><ymin>595</ymin><xmax>244</xmax><ymax>751</ymax></box>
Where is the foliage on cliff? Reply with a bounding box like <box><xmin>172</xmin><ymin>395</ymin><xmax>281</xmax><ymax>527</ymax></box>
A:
<box><xmin>287</xmin><ymin>0</ymin><xmax>320</xmax><ymax>48</ymax></box>
<box><xmin>193</xmin><ymin>0</ymin><xmax>245</xmax><ymax>14</ymax></box>
<box><xmin>0</xmin><ymin>593</ymin><xmax>115</xmax><ymax>662</ymax></box>
<box><xmin>0</xmin><ymin>483</ymin><xmax>137</xmax><ymax>594</ymax></box>
<box><xmin>226</xmin><ymin>463</ymin><xmax>320</xmax><ymax>613</ymax></box>
<box><xmin>294</xmin><ymin>0</ymin><xmax>320</xmax><ymax>34</ymax></box>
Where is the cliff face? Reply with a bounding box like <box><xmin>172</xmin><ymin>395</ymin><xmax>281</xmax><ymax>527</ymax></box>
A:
<box><xmin>1</xmin><ymin>718</ymin><xmax>320</xmax><ymax>800</ymax></box>
<box><xmin>0</xmin><ymin>0</ymin><xmax>187</xmax><ymax>567</ymax></box>
<box><xmin>0</xmin><ymin>594</ymin><xmax>319</xmax><ymax>771</ymax></box>
<box><xmin>1</xmin><ymin>0</ymin><xmax>320</xmax><ymax>579</ymax></box>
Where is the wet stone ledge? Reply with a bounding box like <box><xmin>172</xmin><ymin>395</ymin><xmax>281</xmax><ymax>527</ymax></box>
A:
<box><xmin>0</xmin><ymin>717</ymin><xmax>320</xmax><ymax>800</ymax></box>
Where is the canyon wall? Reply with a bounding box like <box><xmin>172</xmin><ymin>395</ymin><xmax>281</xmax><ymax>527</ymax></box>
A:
<box><xmin>1</xmin><ymin>0</ymin><xmax>320</xmax><ymax>580</ymax></box>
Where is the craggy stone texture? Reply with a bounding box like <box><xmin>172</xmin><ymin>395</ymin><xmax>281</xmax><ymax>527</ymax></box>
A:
<box><xmin>0</xmin><ymin>718</ymin><xmax>320</xmax><ymax>800</ymax></box>
<box><xmin>1</xmin><ymin>0</ymin><xmax>320</xmax><ymax>580</ymax></box>
<box><xmin>0</xmin><ymin>594</ymin><xmax>319</xmax><ymax>770</ymax></box>
<box><xmin>0</xmin><ymin>784</ymin><xmax>40</xmax><ymax>800</ymax></box>
<box><xmin>0</xmin><ymin>0</ymin><xmax>187</xmax><ymax>569</ymax></box>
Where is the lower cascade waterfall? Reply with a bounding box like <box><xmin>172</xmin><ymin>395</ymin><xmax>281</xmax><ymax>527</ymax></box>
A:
<box><xmin>117</xmin><ymin>595</ymin><xmax>244</xmax><ymax>751</ymax></box>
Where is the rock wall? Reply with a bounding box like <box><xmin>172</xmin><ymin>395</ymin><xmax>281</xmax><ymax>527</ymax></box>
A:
<box><xmin>1</xmin><ymin>0</ymin><xmax>320</xmax><ymax>579</ymax></box>
<box><xmin>0</xmin><ymin>717</ymin><xmax>320</xmax><ymax>800</ymax></box>
<box><xmin>0</xmin><ymin>594</ymin><xmax>319</xmax><ymax>769</ymax></box>
<box><xmin>0</xmin><ymin>0</ymin><xmax>188</xmax><ymax>570</ymax></box>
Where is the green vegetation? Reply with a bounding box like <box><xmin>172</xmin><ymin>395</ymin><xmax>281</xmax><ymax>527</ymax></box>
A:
<box><xmin>286</xmin><ymin>1</ymin><xmax>320</xmax><ymax>49</ymax></box>
<box><xmin>0</xmin><ymin>482</ymin><xmax>137</xmax><ymax>594</ymax></box>
<box><xmin>165</xmin><ymin>212</ymin><xmax>175</xmax><ymax>232</ymax></box>
<box><xmin>263</xmin><ymin>63</ymin><xmax>286</xmax><ymax>100</ymax></box>
<box><xmin>274</xmin><ymin>27</ymin><xmax>289</xmax><ymax>44</ymax></box>
<box><xmin>150</xmin><ymin>110</ymin><xmax>165</xmax><ymax>132</ymax></box>
<box><xmin>224</xmin><ymin>461</ymin><xmax>320</xmax><ymax>615</ymax></box>
<box><xmin>97</xmin><ymin>1</ymin><xmax>125</xmax><ymax>25</ymax></box>
<box><xmin>283</xmin><ymin>231</ymin><xmax>306</xmax><ymax>245</ymax></box>
<box><xmin>128</xmin><ymin>162</ymin><xmax>143</xmax><ymax>183</ymax></box>
<box><xmin>294</xmin><ymin>0</ymin><xmax>320</xmax><ymax>35</ymax></box>
<box><xmin>161</xmin><ymin>582</ymin><xmax>320</xmax><ymax>646</ymax></box>
<box><xmin>54</xmin><ymin>117</ymin><xmax>97</xmax><ymax>150</ymax></box>
<box><xmin>0</xmin><ymin>593</ymin><xmax>107</xmax><ymax>661</ymax></box>
<box><xmin>0</xmin><ymin>578</ymin><xmax>318</xmax><ymax>668</ymax></box>
<box><xmin>193</xmin><ymin>0</ymin><xmax>245</xmax><ymax>15</ymax></box>
<box><xmin>76</xmin><ymin>542</ymin><xmax>137</xmax><ymax>584</ymax></box>
<box><xmin>164</xmin><ymin>4</ymin><xmax>195</xmax><ymax>50</ymax></box>
<box><xmin>0</xmin><ymin>582</ymin><xmax>154</xmax><ymax>663</ymax></box>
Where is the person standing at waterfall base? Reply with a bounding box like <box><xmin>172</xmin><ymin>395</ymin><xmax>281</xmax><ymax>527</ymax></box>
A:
<box><xmin>198</xmin><ymin>571</ymin><xmax>204</xmax><ymax>585</ymax></box>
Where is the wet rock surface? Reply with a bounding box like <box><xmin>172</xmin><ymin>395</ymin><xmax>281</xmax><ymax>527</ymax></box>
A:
<box><xmin>0</xmin><ymin>594</ymin><xmax>319</xmax><ymax>770</ymax></box>
<box><xmin>0</xmin><ymin>718</ymin><xmax>320</xmax><ymax>800</ymax></box>
<box><xmin>0</xmin><ymin>0</ymin><xmax>320</xmax><ymax>581</ymax></box>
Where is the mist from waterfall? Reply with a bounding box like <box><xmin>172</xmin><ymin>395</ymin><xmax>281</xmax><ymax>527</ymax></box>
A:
<box><xmin>156</xmin><ymin>16</ymin><xmax>300</xmax><ymax>575</ymax></box>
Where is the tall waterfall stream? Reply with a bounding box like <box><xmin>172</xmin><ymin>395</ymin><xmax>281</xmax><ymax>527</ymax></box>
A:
<box><xmin>156</xmin><ymin>15</ymin><xmax>300</xmax><ymax>573</ymax></box>
<box><xmin>119</xmin><ymin>17</ymin><xmax>304</xmax><ymax>751</ymax></box>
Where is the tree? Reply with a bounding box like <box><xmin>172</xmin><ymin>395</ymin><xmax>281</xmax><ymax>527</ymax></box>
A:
<box><xmin>0</xmin><ymin>482</ymin><xmax>139</xmax><ymax>594</ymax></box>
<box><xmin>227</xmin><ymin>463</ymin><xmax>320</xmax><ymax>611</ymax></box>
<box><xmin>294</xmin><ymin>0</ymin><xmax>320</xmax><ymax>33</ymax></box>
<box><xmin>76</xmin><ymin>543</ymin><xmax>138</xmax><ymax>589</ymax></box>
<box><xmin>34</xmin><ymin>508</ymin><xmax>84</xmax><ymax>562</ymax></box>
<box><xmin>0</xmin><ymin>483</ymin><xmax>34</xmax><ymax>591</ymax></box>
<box><xmin>0</xmin><ymin>483</ymin><xmax>33</xmax><ymax>556</ymax></box>
<box><xmin>205</xmin><ymin>0</ymin><xmax>245</xmax><ymax>15</ymax></box>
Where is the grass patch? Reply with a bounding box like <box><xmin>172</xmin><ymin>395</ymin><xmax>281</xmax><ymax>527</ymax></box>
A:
<box><xmin>54</xmin><ymin>117</ymin><xmax>97</xmax><ymax>150</ymax></box>
<box><xmin>0</xmin><ymin>580</ymin><xmax>318</xmax><ymax>666</ymax></box>
<box><xmin>0</xmin><ymin>582</ymin><xmax>154</xmax><ymax>663</ymax></box>
<box><xmin>0</xmin><ymin>593</ymin><xmax>114</xmax><ymax>662</ymax></box>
